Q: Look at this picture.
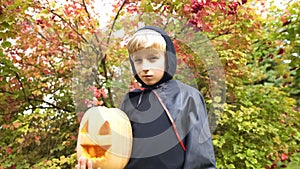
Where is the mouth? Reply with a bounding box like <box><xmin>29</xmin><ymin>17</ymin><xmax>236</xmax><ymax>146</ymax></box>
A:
<box><xmin>142</xmin><ymin>75</ymin><xmax>153</xmax><ymax>78</ymax></box>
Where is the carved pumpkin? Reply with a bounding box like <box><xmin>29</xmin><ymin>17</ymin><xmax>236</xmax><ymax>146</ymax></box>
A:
<box><xmin>77</xmin><ymin>106</ymin><xmax>132</xmax><ymax>169</ymax></box>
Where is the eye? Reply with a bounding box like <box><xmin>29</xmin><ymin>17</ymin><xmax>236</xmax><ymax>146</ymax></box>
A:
<box><xmin>149</xmin><ymin>56</ymin><xmax>159</xmax><ymax>62</ymax></box>
<box><xmin>134</xmin><ymin>58</ymin><xmax>142</xmax><ymax>63</ymax></box>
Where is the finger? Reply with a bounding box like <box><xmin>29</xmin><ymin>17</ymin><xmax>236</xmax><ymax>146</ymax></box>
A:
<box><xmin>87</xmin><ymin>160</ymin><xmax>93</xmax><ymax>169</ymax></box>
<box><xmin>79</xmin><ymin>156</ymin><xmax>87</xmax><ymax>169</ymax></box>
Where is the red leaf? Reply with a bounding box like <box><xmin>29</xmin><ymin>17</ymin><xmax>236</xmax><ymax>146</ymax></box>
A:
<box><xmin>278</xmin><ymin>48</ymin><xmax>285</xmax><ymax>55</ymax></box>
<box><xmin>242</xmin><ymin>0</ymin><xmax>247</xmax><ymax>4</ymax></box>
<box><xmin>71</xmin><ymin>135</ymin><xmax>76</xmax><ymax>140</ymax></box>
<box><xmin>281</xmin><ymin>153</ymin><xmax>288</xmax><ymax>161</ymax></box>
<box><xmin>94</xmin><ymin>89</ymin><xmax>101</xmax><ymax>99</ymax></box>
<box><xmin>5</xmin><ymin>147</ymin><xmax>12</xmax><ymax>155</ymax></box>
<box><xmin>280</xmin><ymin>16</ymin><xmax>287</xmax><ymax>23</ymax></box>
<box><xmin>5</xmin><ymin>114</ymin><xmax>10</xmax><ymax>122</ymax></box>
<box><xmin>35</xmin><ymin>135</ymin><xmax>41</xmax><ymax>141</ymax></box>
<box><xmin>183</xmin><ymin>4</ymin><xmax>190</xmax><ymax>14</ymax></box>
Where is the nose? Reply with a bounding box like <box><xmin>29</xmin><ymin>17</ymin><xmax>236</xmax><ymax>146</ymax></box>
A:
<box><xmin>141</xmin><ymin>60</ymin><xmax>151</xmax><ymax>71</ymax></box>
<box><xmin>142</xmin><ymin>69</ymin><xmax>149</xmax><ymax>74</ymax></box>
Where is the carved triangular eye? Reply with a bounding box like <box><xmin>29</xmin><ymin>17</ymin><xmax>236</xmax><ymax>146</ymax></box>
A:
<box><xmin>99</xmin><ymin>121</ymin><xmax>111</xmax><ymax>135</ymax></box>
<box><xmin>81</xmin><ymin>120</ymin><xmax>89</xmax><ymax>133</ymax></box>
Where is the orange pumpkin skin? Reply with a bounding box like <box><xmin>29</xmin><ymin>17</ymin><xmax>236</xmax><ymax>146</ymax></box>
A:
<box><xmin>77</xmin><ymin>106</ymin><xmax>132</xmax><ymax>169</ymax></box>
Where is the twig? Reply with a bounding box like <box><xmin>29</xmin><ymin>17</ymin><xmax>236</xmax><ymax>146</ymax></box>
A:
<box><xmin>106</xmin><ymin>0</ymin><xmax>127</xmax><ymax>46</ymax></box>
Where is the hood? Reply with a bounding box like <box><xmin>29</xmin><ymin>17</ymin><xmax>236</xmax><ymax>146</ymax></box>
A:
<box><xmin>129</xmin><ymin>26</ymin><xmax>177</xmax><ymax>88</ymax></box>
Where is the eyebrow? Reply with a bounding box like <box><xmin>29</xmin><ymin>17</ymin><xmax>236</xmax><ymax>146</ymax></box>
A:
<box><xmin>133</xmin><ymin>51</ymin><xmax>162</xmax><ymax>57</ymax></box>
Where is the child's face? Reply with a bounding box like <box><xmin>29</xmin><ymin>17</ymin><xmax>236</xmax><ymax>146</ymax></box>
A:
<box><xmin>131</xmin><ymin>48</ymin><xmax>165</xmax><ymax>86</ymax></box>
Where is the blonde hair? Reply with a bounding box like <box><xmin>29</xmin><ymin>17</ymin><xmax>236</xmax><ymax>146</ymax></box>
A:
<box><xmin>127</xmin><ymin>29</ymin><xmax>166</xmax><ymax>54</ymax></box>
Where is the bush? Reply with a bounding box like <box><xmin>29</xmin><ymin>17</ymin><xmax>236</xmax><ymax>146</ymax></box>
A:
<box><xmin>213</xmin><ymin>85</ymin><xmax>300</xmax><ymax>168</ymax></box>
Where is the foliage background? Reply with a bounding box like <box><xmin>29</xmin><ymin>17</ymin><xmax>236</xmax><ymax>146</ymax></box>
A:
<box><xmin>0</xmin><ymin>0</ymin><xmax>299</xmax><ymax>168</ymax></box>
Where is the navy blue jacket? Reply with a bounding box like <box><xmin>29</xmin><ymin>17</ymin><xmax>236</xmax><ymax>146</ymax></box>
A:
<box><xmin>121</xmin><ymin>26</ymin><xmax>216</xmax><ymax>169</ymax></box>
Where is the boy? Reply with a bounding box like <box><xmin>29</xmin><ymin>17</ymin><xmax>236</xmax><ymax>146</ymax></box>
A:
<box><xmin>77</xmin><ymin>26</ymin><xmax>216</xmax><ymax>168</ymax></box>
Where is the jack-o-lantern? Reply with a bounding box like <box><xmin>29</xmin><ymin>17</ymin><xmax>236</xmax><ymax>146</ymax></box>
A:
<box><xmin>77</xmin><ymin>106</ymin><xmax>132</xmax><ymax>169</ymax></box>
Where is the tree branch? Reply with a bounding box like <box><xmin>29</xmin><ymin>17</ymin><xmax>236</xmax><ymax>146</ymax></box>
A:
<box><xmin>28</xmin><ymin>98</ymin><xmax>73</xmax><ymax>113</ymax></box>
<box><xmin>82</xmin><ymin>0</ymin><xmax>100</xmax><ymax>43</ymax></box>
<box><xmin>99</xmin><ymin>0</ymin><xmax>127</xmax><ymax>107</ymax></box>
<box><xmin>14</xmin><ymin>72</ymin><xmax>35</xmax><ymax>109</ymax></box>
<box><xmin>82</xmin><ymin>0</ymin><xmax>103</xmax><ymax>68</ymax></box>
<box><xmin>26</xmin><ymin>18</ymin><xmax>50</xmax><ymax>42</ymax></box>
<box><xmin>106</xmin><ymin>0</ymin><xmax>127</xmax><ymax>46</ymax></box>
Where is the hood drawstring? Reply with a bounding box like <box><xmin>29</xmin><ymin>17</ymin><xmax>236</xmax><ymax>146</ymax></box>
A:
<box><xmin>153</xmin><ymin>90</ymin><xmax>186</xmax><ymax>152</ymax></box>
<box><xmin>136</xmin><ymin>90</ymin><xmax>144</xmax><ymax>108</ymax></box>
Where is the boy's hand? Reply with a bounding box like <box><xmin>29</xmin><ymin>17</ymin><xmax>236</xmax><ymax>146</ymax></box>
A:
<box><xmin>76</xmin><ymin>156</ymin><xmax>94</xmax><ymax>169</ymax></box>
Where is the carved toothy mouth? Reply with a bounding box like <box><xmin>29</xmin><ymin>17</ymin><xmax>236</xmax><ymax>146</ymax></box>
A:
<box><xmin>81</xmin><ymin>144</ymin><xmax>112</xmax><ymax>158</ymax></box>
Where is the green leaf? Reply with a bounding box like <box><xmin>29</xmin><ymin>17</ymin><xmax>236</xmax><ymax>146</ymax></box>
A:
<box><xmin>1</xmin><ymin>41</ymin><xmax>12</xmax><ymax>48</ymax></box>
<box><xmin>0</xmin><ymin>22</ymin><xmax>10</xmax><ymax>29</ymax></box>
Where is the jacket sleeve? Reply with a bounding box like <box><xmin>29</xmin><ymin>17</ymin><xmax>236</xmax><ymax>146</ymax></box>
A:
<box><xmin>182</xmin><ymin>92</ymin><xmax>216</xmax><ymax>169</ymax></box>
